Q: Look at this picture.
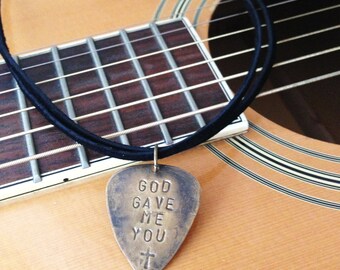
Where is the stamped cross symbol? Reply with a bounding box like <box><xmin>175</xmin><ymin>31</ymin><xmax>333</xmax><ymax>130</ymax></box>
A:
<box><xmin>140</xmin><ymin>248</ymin><xmax>156</xmax><ymax>269</ymax></box>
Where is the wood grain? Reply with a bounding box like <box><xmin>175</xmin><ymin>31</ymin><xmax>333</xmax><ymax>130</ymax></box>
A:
<box><xmin>1</xmin><ymin>109</ymin><xmax>339</xmax><ymax>269</ymax></box>
<box><xmin>0</xmin><ymin>1</ymin><xmax>339</xmax><ymax>269</ymax></box>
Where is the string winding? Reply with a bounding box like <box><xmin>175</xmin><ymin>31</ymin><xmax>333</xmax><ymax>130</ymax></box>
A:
<box><xmin>0</xmin><ymin>0</ymin><xmax>276</xmax><ymax>161</ymax></box>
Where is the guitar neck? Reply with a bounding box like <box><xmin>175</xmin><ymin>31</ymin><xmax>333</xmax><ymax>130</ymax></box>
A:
<box><xmin>0</xmin><ymin>17</ymin><xmax>247</xmax><ymax>198</ymax></box>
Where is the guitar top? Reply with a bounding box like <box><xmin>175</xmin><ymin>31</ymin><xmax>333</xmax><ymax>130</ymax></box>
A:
<box><xmin>0</xmin><ymin>1</ymin><xmax>339</xmax><ymax>269</ymax></box>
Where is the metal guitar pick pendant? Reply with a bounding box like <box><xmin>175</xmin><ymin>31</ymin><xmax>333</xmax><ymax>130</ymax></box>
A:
<box><xmin>107</xmin><ymin>164</ymin><xmax>200</xmax><ymax>270</ymax></box>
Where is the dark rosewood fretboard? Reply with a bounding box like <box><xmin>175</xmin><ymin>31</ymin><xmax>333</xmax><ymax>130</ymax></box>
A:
<box><xmin>0</xmin><ymin>18</ymin><xmax>246</xmax><ymax>192</ymax></box>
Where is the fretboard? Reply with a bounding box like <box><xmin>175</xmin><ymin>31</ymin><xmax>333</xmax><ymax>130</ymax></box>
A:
<box><xmin>0</xmin><ymin>18</ymin><xmax>247</xmax><ymax>198</ymax></box>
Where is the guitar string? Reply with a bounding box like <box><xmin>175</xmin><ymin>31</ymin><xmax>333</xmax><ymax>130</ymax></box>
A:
<box><xmin>1</xmin><ymin>68</ymin><xmax>339</xmax><ymax>170</ymax></box>
<box><xmin>0</xmin><ymin>2</ymin><xmax>338</xmax><ymax>167</ymax></box>
<box><xmin>0</xmin><ymin>26</ymin><xmax>338</xmax><ymax>142</ymax></box>
<box><xmin>0</xmin><ymin>0</ymin><xmax>248</xmax><ymax>79</ymax></box>
<box><xmin>0</xmin><ymin>1</ymin><xmax>334</xmax><ymax>94</ymax></box>
<box><xmin>0</xmin><ymin>29</ymin><xmax>338</xmax><ymax>144</ymax></box>
<box><xmin>258</xmin><ymin>70</ymin><xmax>340</xmax><ymax>98</ymax></box>
<box><xmin>2</xmin><ymin>68</ymin><xmax>337</xmax><ymax>170</ymax></box>
<box><xmin>1</xmin><ymin>43</ymin><xmax>339</xmax><ymax>144</ymax></box>
<box><xmin>1</xmin><ymin>2</ymin><xmax>338</xmax><ymax>162</ymax></box>
<box><xmin>0</xmin><ymin>2</ymin><xmax>334</xmax><ymax>197</ymax></box>
<box><xmin>0</xmin><ymin>0</ymin><xmax>296</xmax><ymax>79</ymax></box>
<box><xmin>2</xmin><ymin>71</ymin><xmax>340</xmax><ymax>169</ymax></box>
<box><xmin>1</xmin><ymin>16</ymin><xmax>338</xmax><ymax>192</ymax></box>
<box><xmin>0</xmin><ymin>0</ymin><xmax>336</xmax><ymax>97</ymax></box>
<box><xmin>0</xmin><ymin>103</ymin><xmax>230</xmax><ymax>169</ymax></box>
<box><xmin>0</xmin><ymin>0</ymin><xmax>294</xmax><ymax>91</ymax></box>
<box><xmin>0</xmin><ymin>10</ymin><xmax>334</xmax><ymax>126</ymax></box>
<box><xmin>3</xmin><ymin>0</ymin><xmax>295</xmax><ymax>80</ymax></box>
<box><xmin>0</xmin><ymin>23</ymin><xmax>338</xmax><ymax>121</ymax></box>
<box><xmin>0</xmin><ymin>27</ymin><xmax>251</xmax><ymax>95</ymax></box>
<box><xmin>1</xmin><ymin>0</ymin><xmax>277</xmax><ymax>161</ymax></box>
<box><xmin>0</xmin><ymin>0</ymin><xmax>305</xmax><ymax>81</ymax></box>
<box><xmin>0</xmin><ymin>0</ymin><xmax>332</xmax><ymax>82</ymax></box>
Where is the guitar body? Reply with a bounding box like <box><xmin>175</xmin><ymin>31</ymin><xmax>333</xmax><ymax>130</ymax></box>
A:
<box><xmin>1</xmin><ymin>1</ymin><xmax>339</xmax><ymax>269</ymax></box>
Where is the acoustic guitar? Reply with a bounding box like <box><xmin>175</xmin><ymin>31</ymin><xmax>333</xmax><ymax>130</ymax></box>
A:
<box><xmin>0</xmin><ymin>0</ymin><xmax>339</xmax><ymax>269</ymax></box>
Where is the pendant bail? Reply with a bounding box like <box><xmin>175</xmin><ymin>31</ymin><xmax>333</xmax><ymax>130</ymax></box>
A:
<box><xmin>153</xmin><ymin>145</ymin><xmax>159</xmax><ymax>173</ymax></box>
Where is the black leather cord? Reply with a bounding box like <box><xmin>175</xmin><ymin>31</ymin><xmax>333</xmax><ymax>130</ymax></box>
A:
<box><xmin>0</xmin><ymin>0</ymin><xmax>275</xmax><ymax>161</ymax></box>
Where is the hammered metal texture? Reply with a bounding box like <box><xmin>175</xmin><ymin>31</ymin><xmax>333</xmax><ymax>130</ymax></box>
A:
<box><xmin>107</xmin><ymin>164</ymin><xmax>200</xmax><ymax>270</ymax></box>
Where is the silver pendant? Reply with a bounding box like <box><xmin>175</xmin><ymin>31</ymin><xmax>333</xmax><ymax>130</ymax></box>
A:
<box><xmin>107</xmin><ymin>161</ymin><xmax>200</xmax><ymax>270</ymax></box>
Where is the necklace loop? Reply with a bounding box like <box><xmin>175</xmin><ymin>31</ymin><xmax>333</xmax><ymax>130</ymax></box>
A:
<box><xmin>153</xmin><ymin>145</ymin><xmax>159</xmax><ymax>173</ymax></box>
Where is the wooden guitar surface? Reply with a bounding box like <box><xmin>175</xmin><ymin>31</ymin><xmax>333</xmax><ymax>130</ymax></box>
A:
<box><xmin>1</xmin><ymin>1</ymin><xmax>339</xmax><ymax>269</ymax></box>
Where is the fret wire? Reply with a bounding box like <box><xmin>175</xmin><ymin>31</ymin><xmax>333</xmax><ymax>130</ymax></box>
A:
<box><xmin>150</xmin><ymin>22</ymin><xmax>206</xmax><ymax>128</ymax></box>
<box><xmin>2</xmin><ymin>67</ymin><xmax>339</xmax><ymax>170</ymax></box>
<box><xmin>86</xmin><ymin>37</ymin><xmax>130</xmax><ymax>145</ymax></box>
<box><xmin>74</xmin><ymin>77</ymin><xmax>229</xmax><ymax>122</ymax></box>
<box><xmin>0</xmin><ymin>101</ymin><xmax>229</xmax><ymax>170</ymax></box>
<box><xmin>120</xmin><ymin>30</ymin><xmax>173</xmax><ymax>145</ymax></box>
<box><xmin>51</xmin><ymin>46</ymin><xmax>90</xmax><ymax>169</ymax></box>
<box><xmin>0</xmin><ymin>24</ymin><xmax>338</xmax><ymax>121</ymax></box>
<box><xmin>14</xmin><ymin>56</ymin><xmax>42</xmax><ymax>183</ymax></box>
<box><xmin>0</xmin><ymin>0</ymin><xmax>321</xmax><ymax>82</ymax></box>
<box><xmin>1</xmin><ymin>40</ymin><xmax>339</xmax><ymax>144</ymax></box>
